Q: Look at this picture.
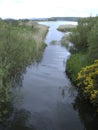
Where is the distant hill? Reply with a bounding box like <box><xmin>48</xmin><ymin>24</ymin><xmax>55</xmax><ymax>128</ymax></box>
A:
<box><xmin>32</xmin><ymin>17</ymin><xmax>80</xmax><ymax>21</ymax></box>
<box><xmin>2</xmin><ymin>17</ymin><xmax>80</xmax><ymax>22</ymax></box>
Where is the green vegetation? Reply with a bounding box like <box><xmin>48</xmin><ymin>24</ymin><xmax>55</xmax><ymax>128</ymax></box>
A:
<box><xmin>0</xmin><ymin>19</ymin><xmax>48</xmax><ymax>121</ymax></box>
<box><xmin>50</xmin><ymin>40</ymin><xmax>58</xmax><ymax>45</ymax></box>
<box><xmin>66</xmin><ymin>16</ymin><xmax>98</xmax><ymax>112</ymax></box>
<box><xmin>88</xmin><ymin>21</ymin><xmax>98</xmax><ymax>61</ymax></box>
<box><xmin>58</xmin><ymin>25</ymin><xmax>76</xmax><ymax>51</ymax></box>
<box><xmin>66</xmin><ymin>53</ymin><xmax>89</xmax><ymax>82</ymax></box>
<box><xmin>61</xmin><ymin>34</ymin><xmax>70</xmax><ymax>47</ymax></box>
<box><xmin>69</xmin><ymin>17</ymin><xmax>97</xmax><ymax>51</ymax></box>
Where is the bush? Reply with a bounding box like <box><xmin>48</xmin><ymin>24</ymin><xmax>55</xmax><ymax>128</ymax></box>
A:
<box><xmin>88</xmin><ymin>21</ymin><xmax>98</xmax><ymax>61</ymax></box>
<box><xmin>77</xmin><ymin>60</ymin><xmax>98</xmax><ymax>111</ymax></box>
<box><xmin>69</xmin><ymin>17</ymin><xmax>98</xmax><ymax>51</ymax></box>
<box><xmin>66</xmin><ymin>16</ymin><xmax>98</xmax><ymax>112</ymax></box>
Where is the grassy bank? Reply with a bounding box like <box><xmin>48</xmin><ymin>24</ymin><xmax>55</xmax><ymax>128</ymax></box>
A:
<box><xmin>57</xmin><ymin>24</ymin><xmax>76</xmax><ymax>32</ymax></box>
<box><xmin>58</xmin><ymin>24</ymin><xmax>76</xmax><ymax>50</ymax></box>
<box><xmin>0</xmin><ymin>19</ymin><xmax>48</xmax><ymax>121</ymax></box>
<box><xmin>65</xmin><ymin>17</ymin><xmax>98</xmax><ymax>112</ymax></box>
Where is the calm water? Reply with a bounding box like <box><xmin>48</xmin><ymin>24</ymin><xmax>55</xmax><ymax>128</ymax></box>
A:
<box><xmin>3</xmin><ymin>21</ymin><xmax>97</xmax><ymax>130</ymax></box>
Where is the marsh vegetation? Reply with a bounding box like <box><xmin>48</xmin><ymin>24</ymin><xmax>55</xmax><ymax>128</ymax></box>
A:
<box><xmin>0</xmin><ymin>19</ymin><xmax>48</xmax><ymax>121</ymax></box>
<box><xmin>57</xmin><ymin>24</ymin><xmax>76</xmax><ymax>32</ymax></box>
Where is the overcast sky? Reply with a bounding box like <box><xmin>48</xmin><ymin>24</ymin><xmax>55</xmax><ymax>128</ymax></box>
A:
<box><xmin>0</xmin><ymin>0</ymin><xmax>98</xmax><ymax>19</ymax></box>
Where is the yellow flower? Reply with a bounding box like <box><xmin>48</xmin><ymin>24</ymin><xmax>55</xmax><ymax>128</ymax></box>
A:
<box><xmin>76</xmin><ymin>59</ymin><xmax>98</xmax><ymax>108</ymax></box>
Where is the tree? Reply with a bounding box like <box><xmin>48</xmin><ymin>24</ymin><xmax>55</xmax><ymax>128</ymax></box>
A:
<box><xmin>69</xmin><ymin>17</ymin><xmax>98</xmax><ymax>51</ymax></box>
<box><xmin>88</xmin><ymin>20</ymin><xmax>98</xmax><ymax>61</ymax></box>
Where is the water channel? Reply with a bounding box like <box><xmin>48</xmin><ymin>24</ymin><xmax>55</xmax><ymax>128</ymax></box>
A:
<box><xmin>3</xmin><ymin>21</ymin><xmax>98</xmax><ymax>130</ymax></box>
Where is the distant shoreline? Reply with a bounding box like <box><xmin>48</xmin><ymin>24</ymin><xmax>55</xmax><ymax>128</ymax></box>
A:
<box><xmin>1</xmin><ymin>16</ymin><xmax>82</xmax><ymax>22</ymax></box>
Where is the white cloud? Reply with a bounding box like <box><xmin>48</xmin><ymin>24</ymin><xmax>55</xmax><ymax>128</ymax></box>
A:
<box><xmin>0</xmin><ymin>0</ymin><xmax>98</xmax><ymax>19</ymax></box>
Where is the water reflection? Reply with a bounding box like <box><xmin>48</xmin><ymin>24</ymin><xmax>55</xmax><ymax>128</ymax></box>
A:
<box><xmin>12</xmin><ymin>73</ymin><xmax>24</xmax><ymax>88</ymax></box>
<box><xmin>60</xmin><ymin>83</ymin><xmax>77</xmax><ymax>99</ymax></box>
<box><xmin>73</xmin><ymin>95</ymin><xmax>98</xmax><ymax>130</ymax></box>
<box><xmin>5</xmin><ymin>109</ymin><xmax>35</xmax><ymax>130</ymax></box>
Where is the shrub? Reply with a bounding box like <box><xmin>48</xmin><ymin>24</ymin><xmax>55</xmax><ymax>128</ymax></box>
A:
<box><xmin>88</xmin><ymin>21</ymin><xmax>98</xmax><ymax>61</ymax></box>
<box><xmin>69</xmin><ymin>17</ymin><xmax>98</xmax><ymax>51</ymax></box>
<box><xmin>77</xmin><ymin>60</ymin><xmax>98</xmax><ymax>111</ymax></box>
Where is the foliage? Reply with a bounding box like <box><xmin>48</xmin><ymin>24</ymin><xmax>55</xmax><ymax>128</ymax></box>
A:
<box><xmin>66</xmin><ymin>16</ymin><xmax>98</xmax><ymax>112</ymax></box>
<box><xmin>66</xmin><ymin>53</ymin><xmax>89</xmax><ymax>82</ymax></box>
<box><xmin>66</xmin><ymin>16</ymin><xmax>98</xmax><ymax>82</ymax></box>
<box><xmin>88</xmin><ymin>21</ymin><xmax>98</xmax><ymax>61</ymax></box>
<box><xmin>77</xmin><ymin>60</ymin><xmax>98</xmax><ymax>111</ymax></box>
<box><xmin>69</xmin><ymin>17</ymin><xmax>98</xmax><ymax>51</ymax></box>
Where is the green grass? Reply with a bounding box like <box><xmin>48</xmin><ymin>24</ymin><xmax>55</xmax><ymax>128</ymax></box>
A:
<box><xmin>66</xmin><ymin>53</ymin><xmax>90</xmax><ymax>83</ymax></box>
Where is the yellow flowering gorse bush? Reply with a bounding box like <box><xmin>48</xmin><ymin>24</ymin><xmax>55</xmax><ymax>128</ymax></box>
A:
<box><xmin>77</xmin><ymin>60</ymin><xmax>98</xmax><ymax>111</ymax></box>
